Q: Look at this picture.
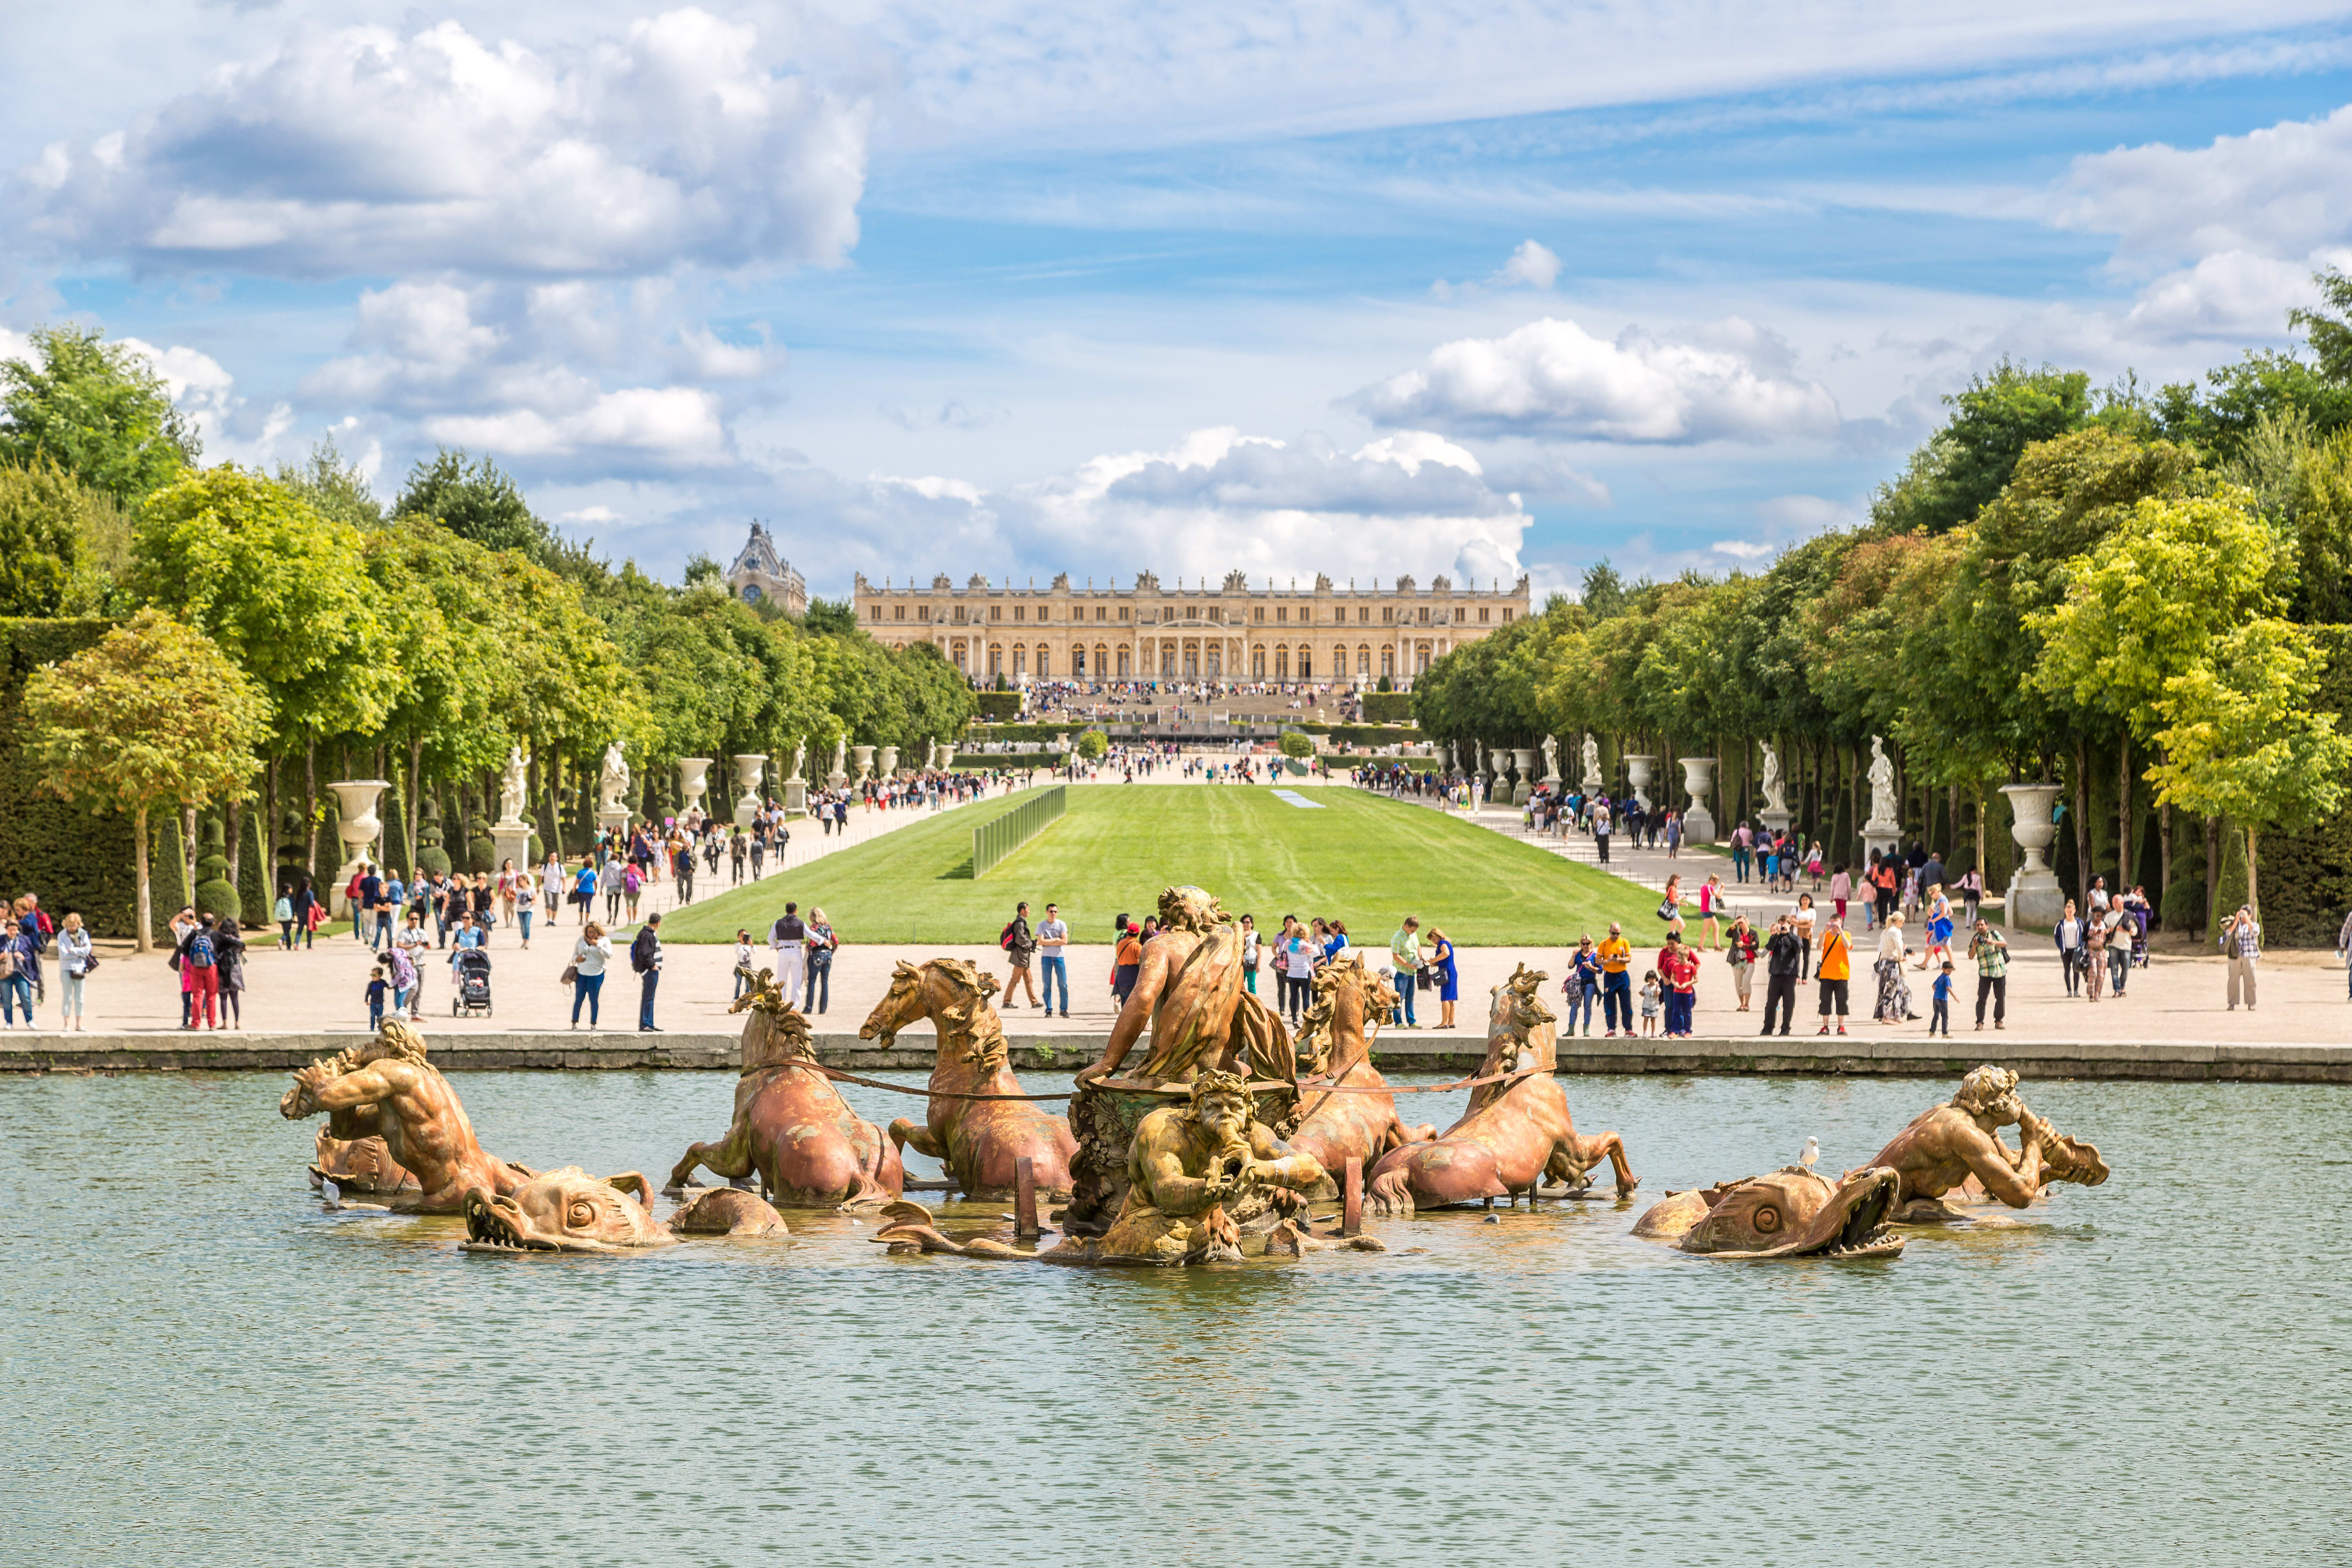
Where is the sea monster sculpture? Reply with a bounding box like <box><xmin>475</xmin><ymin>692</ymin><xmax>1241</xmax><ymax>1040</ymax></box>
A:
<box><xmin>875</xmin><ymin>1070</ymin><xmax>1366</xmax><ymax>1265</ymax></box>
<box><xmin>1858</xmin><ymin>1064</ymin><xmax>2109</xmax><ymax>1220</ymax></box>
<box><xmin>1287</xmin><ymin>955</ymin><xmax>1435</xmax><ymax>1187</ymax></box>
<box><xmin>308</xmin><ymin>1116</ymin><xmax>419</xmax><ymax>1197</ymax></box>
<box><xmin>663</xmin><ymin>969</ymin><xmax>904</xmax><ymax>1207</ymax></box>
<box><xmin>1631</xmin><ymin>1166</ymin><xmax>1905</xmax><ymax>1259</ymax></box>
<box><xmin>859</xmin><ymin>957</ymin><xmax>1077</xmax><ymax>1199</ymax></box>
<box><xmin>462</xmin><ymin>1168</ymin><xmax>786</xmax><ymax>1254</ymax></box>
<box><xmin>280</xmin><ymin>1020</ymin><xmax>535</xmax><ymax>1214</ymax></box>
<box><xmin>1365</xmin><ymin>964</ymin><xmax>1638</xmax><ymax>1214</ymax></box>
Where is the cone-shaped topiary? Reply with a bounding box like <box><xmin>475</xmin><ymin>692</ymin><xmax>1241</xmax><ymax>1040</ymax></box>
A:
<box><xmin>415</xmin><ymin>795</ymin><xmax>451</xmax><ymax>876</ymax></box>
<box><xmin>194</xmin><ymin>812</ymin><xmax>240</xmax><ymax>920</ymax></box>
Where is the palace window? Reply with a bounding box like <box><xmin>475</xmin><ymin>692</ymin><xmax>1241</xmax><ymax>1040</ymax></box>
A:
<box><xmin>1161</xmin><ymin>646</ymin><xmax>1178</xmax><ymax>676</ymax></box>
<box><xmin>1096</xmin><ymin>606</ymin><xmax>1107</xmax><ymax>621</ymax></box>
<box><xmin>988</xmin><ymin>644</ymin><xmax>1003</xmax><ymax>677</ymax></box>
<box><xmin>1381</xmin><ymin>647</ymin><xmax>1394</xmax><ymax>678</ymax></box>
<box><xmin>1479</xmin><ymin>607</ymin><xmax>1489</xmax><ymax>623</ymax></box>
<box><xmin>1014</xmin><ymin>605</ymin><xmax>1025</xmax><ymax>622</ymax></box>
<box><xmin>1274</xmin><ymin>645</ymin><xmax>1289</xmax><ymax>679</ymax></box>
<box><xmin>1454</xmin><ymin>606</ymin><xmax>1466</xmax><ymax>623</ymax></box>
<box><xmin>918</xmin><ymin>605</ymin><xmax>930</xmax><ymax>622</ymax></box>
<box><xmin>1358</xmin><ymin>607</ymin><xmax>1370</xmax><ymax>623</ymax></box>
<box><xmin>1501</xmin><ymin>608</ymin><xmax>1513</xmax><ymax>623</ymax></box>
<box><xmin>1276</xmin><ymin>607</ymin><xmax>1288</xmax><ymax>623</ymax></box>
<box><xmin>991</xmin><ymin>605</ymin><xmax>1003</xmax><ymax>620</ymax></box>
<box><xmin>1013</xmin><ymin>646</ymin><xmax>1027</xmax><ymax>676</ymax></box>
<box><xmin>866</xmin><ymin>603</ymin><xmax>880</xmax><ymax>619</ymax></box>
<box><xmin>1036</xmin><ymin>648</ymin><xmax>1049</xmax><ymax>677</ymax></box>
<box><xmin>1417</xmin><ymin>606</ymin><xmax>1430</xmax><ymax>624</ymax></box>
<box><xmin>953</xmin><ymin>605</ymin><xmax>967</xmax><ymax>624</ymax></box>
<box><xmin>1118</xmin><ymin>606</ymin><xmax>1130</xmax><ymax>621</ymax></box>
<box><xmin>1416</xmin><ymin>645</ymin><xmax>1431</xmax><ymax>673</ymax></box>
<box><xmin>1254</xmin><ymin>606</ymin><xmax>1266</xmax><ymax>622</ymax></box>
<box><xmin>893</xmin><ymin>604</ymin><xmax>905</xmax><ymax>620</ymax></box>
<box><xmin>1381</xmin><ymin>607</ymin><xmax>1393</xmax><ymax>624</ymax></box>
<box><xmin>1297</xmin><ymin>650</ymin><xmax>1312</xmax><ymax>679</ymax></box>
<box><xmin>1072</xmin><ymin>646</ymin><xmax>1087</xmax><ymax>676</ymax></box>
<box><xmin>1117</xmin><ymin>646</ymin><xmax>1131</xmax><ymax>677</ymax></box>
<box><xmin>1356</xmin><ymin>646</ymin><xmax>1370</xmax><ymax>677</ymax></box>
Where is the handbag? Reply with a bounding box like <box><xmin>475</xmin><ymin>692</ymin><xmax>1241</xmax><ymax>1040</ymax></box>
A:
<box><xmin>1655</xmin><ymin>898</ymin><xmax>1677</xmax><ymax>922</ymax></box>
<box><xmin>559</xmin><ymin>962</ymin><xmax>580</xmax><ymax>987</ymax></box>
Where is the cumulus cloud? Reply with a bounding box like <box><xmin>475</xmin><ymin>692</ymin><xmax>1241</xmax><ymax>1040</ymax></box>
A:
<box><xmin>20</xmin><ymin>9</ymin><xmax>871</xmax><ymax>278</ymax></box>
<box><xmin>844</xmin><ymin>425</ymin><xmax>1529</xmax><ymax>588</ymax></box>
<box><xmin>1494</xmin><ymin>240</ymin><xmax>1561</xmax><ymax>290</ymax></box>
<box><xmin>426</xmin><ymin>386</ymin><xmax>730</xmax><ymax>466</ymax></box>
<box><xmin>2058</xmin><ymin>103</ymin><xmax>2352</xmax><ymax>263</ymax></box>
<box><xmin>1354</xmin><ymin>315</ymin><xmax>1842</xmax><ymax>444</ymax></box>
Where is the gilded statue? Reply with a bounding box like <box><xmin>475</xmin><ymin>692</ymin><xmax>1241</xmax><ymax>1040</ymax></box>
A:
<box><xmin>1860</xmin><ymin>1064</ymin><xmax>2108</xmax><ymax>1219</ymax></box>
<box><xmin>280</xmin><ymin>1020</ymin><xmax>535</xmax><ymax>1213</ymax></box>
<box><xmin>1076</xmin><ymin>885</ymin><xmax>1293</xmax><ymax>1089</ymax></box>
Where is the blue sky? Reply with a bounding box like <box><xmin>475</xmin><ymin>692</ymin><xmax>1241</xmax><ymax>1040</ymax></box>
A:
<box><xmin>4</xmin><ymin>2</ymin><xmax>2348</xmax><ymax>597</ymax></box>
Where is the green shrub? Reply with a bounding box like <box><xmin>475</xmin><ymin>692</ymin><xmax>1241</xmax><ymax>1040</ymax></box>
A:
<box><xmin>1278</xmin><ymin>731</ymin><xmax>1314</xmax><ymax>759</ymax></box>
<box><xmin>2234</xmin><ymin>624</ymin><xmax>2352</xmax><ymax>945</ymax></box>
<box><xmin>0</xmin><ymin>617</ymin><xmax>147</xmax><ymax>936</ymax></box>
<box><xmin>1360</xmin><ymin>691</ymin><xmax>1413</xmax><ymax>723</ymax></box>
<box><xmin>414</xmin><ymin>796</ymin><xmax>450</xmax><ymax>875</ymax></box>
<box><xmin>192</xmin><ymin>812</ymin><xmax>239</xmax><ymax>920</ymax></box>
<box><xmin>1075</xmin><ymin>729</ymin><xmax>1109</xmax><ymax>760</ymax></box>
<box><xmin>973</xmin><ymin>691</ymin><xmax>1022</xmax><ymax>722</ymax></box>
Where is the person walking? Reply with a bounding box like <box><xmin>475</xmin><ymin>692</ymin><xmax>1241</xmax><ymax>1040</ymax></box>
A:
<box><xmin>2222</xmin><ymin>906</ymin><xmax>2261</xmax><ymax>1011</ymax></box>
<box><xmin>1657</xmin><ymin>931</ymin><xmax>1700</xmax><ymax>1038</ymax></box>
<box><xmin>2055</xmin><ymin>901</ymin><xmax>2085</xmax><ymax>998</ymax></box>
<box><xmin>1731</xmin><ymin>822</ymin><xmax>1752</xmax><ymax>884</ymax></box>
<box><xmin>1282</xmin><ymin>919</ymin><xmax>1317</xmax><ymax>1023</ymax></box>
<box><xmin>1598</xmin><ymin>922</ymin><xmax>1634</xmax><ymax>1038</ymax></box>
<box><xmin>2102</xmin><ymin>904</ymin><xmax>2132</xmax><ymax>997</ymax></box>
<box><xmin>1699</xmin><ymin>874</ymin><xmax>1725</xmax><ymax>949</ymax></box>
<box><xmin>1791</xmin><ymin>892</ymin><xmax>1818</xmax><ymax>979</ymax></box>
<box><xmin>1036</xmin><ymin>903</ymin><xmax>1070</xmax><ymax>1018</ymax></box>
<box><xmin>179</xmin><ymin>913</ymin><xmax>222</xmax><ymax>1030</ymax></box>
<box><xmin>1760</xmin><ymin>915</ymin><xmax>1800</xmax><ymax>1036</ymax></box>
<box><xmin>216</xmin><ymin>917</ymin><xmax>247</xmax><ymax>1028</ymax></box>
<box><xmin>541</xmin><ymin>850</ymin><xmax>564</xmax><ymax>924</ymax></box>
<box><xmin>631</xmin><ymin>912</ymin><xmax>664</xmax><ymax>1031</ymax></box>
<box><xmin>1957</xmin><ymin>864</ymin><xmax>1983</xmax><ymax>929</ymax></box>
<box><xmin>1814</xmin><ymin>915</ymin><xmax>1851</xmax><ymax>1036</ymax></box>
<box><xmin>1929</xmin><ymin>962</ymin><xmax>1956</xmax><ymax>1036</ymax></box>
<box><xmin>804</xmin><ymin>908</ymin><xmax>836</xmax><ymax>1015</ymax></box>
<box><xmin>1967</xmin><ymin>918</ymin><xmax>2008</xmax><ymax>1030</ymax></box>
<box><xmin>1388</xmin><ymin>916</ymin><xmax>1423</xmax><ymax>1028</ymax></box>
<box><xmin>569</xmin><ymin>922</ymin><xmax>612</xmax><ymax>1028</ymax></box>
<box><xmin>1592</xmin><ymin>800</ymin><xmax>1613</xmax><ymax>865</ymax></box>
<box><xmin>0</xmin><ymin>918</ymin><xmax>31</xmax><ymax>1028</ymax></box>
<box><xmin>769</xmin><ymin>902</ymin><xmax>808</xmax><ymax>1007</ymax></box>
<box><xmin>55</xmin><ymin>911</ymin><xmax>92</xmax><ymax>1031</ymax></box>
<box><xmin>1429</xmin><ymin>927</ymin><xmax>1459</xmax><ymax>1028</ymax></box>
<box><xmin>2082</xmin><ymin>910</ymin><xmax>2107</xmax><ymax>1002</ymax></box>
<box><xmin>1001</xmin><ymin>901</ymin><xmax>1041</xmax><ymax>1009</ymax></box>
<box><xmin>1240</xmin><ymin>913</ymin><xmax>1261</xmax><ymax>996</ymax></box>
<box><xmin>1112</xmin><ymin>918</ymin><xmax>1144</xmax><ymax>1009</ymax></box>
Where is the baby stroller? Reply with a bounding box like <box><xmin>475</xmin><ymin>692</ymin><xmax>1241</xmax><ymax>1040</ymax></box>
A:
<box><xmin>452</xmin><ymin>948</ymin><xmax>493</xmax><ymax>1017</ymax></box>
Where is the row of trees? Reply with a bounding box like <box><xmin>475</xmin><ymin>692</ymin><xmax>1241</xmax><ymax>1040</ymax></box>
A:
<box><xmin>0</xmin><ymin>326</ymin><xmax>974</xmax><ymax>944</ymax></box>
<box><xmin>1414</xmin><ymin>271</ymin><xmax>2352</xmax><ymax>940</ymax></box>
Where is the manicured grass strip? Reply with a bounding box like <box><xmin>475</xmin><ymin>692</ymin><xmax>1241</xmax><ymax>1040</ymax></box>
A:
<box><xmin>659</xmin><ymin>786</ymin><xmax>1662</xmax><ymax>947</ymax></box>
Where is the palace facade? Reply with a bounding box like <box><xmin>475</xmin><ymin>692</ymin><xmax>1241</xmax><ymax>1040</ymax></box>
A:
<box><xmin>852</xmin><ymin>569</ymin><xmax>1530</xmax><ymax>686</ymax></box>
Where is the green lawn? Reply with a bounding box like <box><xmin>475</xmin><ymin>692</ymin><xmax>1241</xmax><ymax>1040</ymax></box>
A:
<box><xmin>660</xmin><ymin>786</ymin><xmax>1658</xmax><ymax>947</ymax></box>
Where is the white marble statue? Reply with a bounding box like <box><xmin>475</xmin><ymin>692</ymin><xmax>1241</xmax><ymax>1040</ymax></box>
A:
<box><xmin>1866</xmin><ymin>735</ymin><xmax>1898</xmax><ymax>827</ymax></box>
<box><xmin>788</xmin><ymin>742</ymin><xmax>806</xmax><ymax>783</ymax></box>
<box><xmin>1542</xmin><ymin>734</ymin><xmax>1560</xmax><ymax>782</ymax></box>
<box><xmin>832</xmin><ymin>736</ymin><xmax>847</xmax><ymax>778</ymax></box>
<box><xmin>1581</xmin><ymin>731</ymin><xmax>1602</xmax><ymax>791</ymax></box>
<box><xmin>497</xmin><ymin>744</ymin><xmax>531</xmax><ymax>825</ymax></box>
<box><xmin>1760</xmin><ymin>741</ymin><xmax>1787</xmax><ymax>816</ymax></box>
<box><xmin>598</xmin><ymin>741</ymin><xmax>630</xmax><ymax>812</ymax></box>
<box><xmin>924</xmin><ymin>737</ymin><xmax>937</xmax><ymax>771</ymax></box>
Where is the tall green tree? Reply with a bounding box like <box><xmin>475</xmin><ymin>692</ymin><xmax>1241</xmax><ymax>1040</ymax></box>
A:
<box><xmin>0</xmin><ymin>326</ymin><xmax>199</xmax><ymax>503</ymax></box>
<box><xmin>0</xmin><ymin>458</ymin><xmax>87</xmax><ymax>615</ymax></box>
<box><xmin>394</xmin><ymin>448</ymin><xmax>559</xmax><ymax>560</ymax></box>
<box><xmin>1873</xmin><ymin>361</ymin><xmax>2096</xmax><ymax>535</ymax></box>
<box><xmin>278</xmin><ymin>434</ymin><xmax>384</xmax><ymax>530</ymax></box>
<box><xmin>24</xmin><ymin>609</ymin><xmax>272</xmax><ymax>950</ymax></box>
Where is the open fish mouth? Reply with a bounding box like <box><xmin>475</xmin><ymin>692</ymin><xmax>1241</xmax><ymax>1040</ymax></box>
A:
<box><xmin>459</xmin><ymin>1189</ymin><xmax>629</xmax><ymax>1255</ymax></box>
<box><xmin>1732</xmin><ymin>1167</ymin><xmax>1905</xmax><ymax>1260</ymax></box>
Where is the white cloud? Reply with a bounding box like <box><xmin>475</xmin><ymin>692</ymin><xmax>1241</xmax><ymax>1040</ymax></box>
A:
<box><xmin>425</xmin><ymin>386</ymin><xmax>730</xmax><ymax>466</ymax></box>
<box><xmin>1494</xmin><ymin>240</ymin><xmax>1561</xmax><ymax>290</ymax></box>
<box><xmin>2058</xmin><ymin>102</ymin><xmax>2352</xmax><ymax>263</ymax></box>
<box><xmin>21</xmin><ymin>9</ymin><xmax>871</xmax><ymax>279</ymax></box>
<box><xmin>1354</xmin><ymin>315</ymin><xmax>1842</xmax><ymax>443</ymax></box>
<box><xmin>1711</xmin><ymin>539</ymin><xmax>1773</xmax><ymax>559</ymax></box>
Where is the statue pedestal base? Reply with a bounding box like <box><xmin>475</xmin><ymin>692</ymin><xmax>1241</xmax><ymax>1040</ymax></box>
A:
<box><xmin>2007</xmin><ymin>869</ymin><xmax>2065</xmax><ymax>931</ymax></box>
<box><xmin>328</xmin><ymin>859</ymin><xmax>363</xmax><ymax>918</ymax></box>
<box><xmin>596</xmin><ymin>807</ymin><xmax>632</xmax><ymax>841</ymax></box>
<box><xmin>784</xmin><ymin>779</ymin><xmax>807</xmax><ymax>815</ymax></box>
<box><xmin>1758</xmin><ymin>808</ymin><xmax>1791</xmax><ymax>839</ymax></box>
<box><xmin>1682</xmin><ymin>805</ymin><xmax>1716</xmax><ymax>844</ymax></box>
<box><xmin>1511</xmin><ymin>781</ymin><xmax>1532</xmax><ymax>806</ymax></box>
<box><xmin>826</xmin><ymin>770</ymin><xmax>848</xmax><ymax>788</ymax></box>
<box><xmin>491</xmin><ymin>821</ymin><xmax>534</xmax><ymax>873</ymax></box>
<box><xmin>1862</xmin><ymin>822</ymin><xmax>1902</xmax><ymax>866</ymax></box>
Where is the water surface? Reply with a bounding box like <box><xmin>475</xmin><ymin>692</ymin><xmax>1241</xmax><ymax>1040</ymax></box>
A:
<box><xmin>4</xmin><ymin>1069</ymin><xmax>2346</xmax><ymax>1565</ymax></box>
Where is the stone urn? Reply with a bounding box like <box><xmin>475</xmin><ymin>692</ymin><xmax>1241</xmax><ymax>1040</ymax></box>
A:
<box><xmin>2000</xmin><ymin>782</ymin><xmax>2065</xmax><ymax>929</ymax></box>
<box><xmin>678</xmin><ymin>758</ymin><xmax>713</xmax><ymax>815</ymax></box>
<box><xmin>852</xmin><ymin>744</ymin><xmax>875</xmax><ymax>783</ymax></box>
<box><xmin>1677</xmin><ymin>756</ymin><xmax>1717</xmax><ymax>843</ymax></box>
<box><xmin>731</xmin><ymin>754</ymin><xmax>766</xmax><ymax>829</ymax></box>
<box><xmin>1511</xmin><ymin>747</ymin><xmax>1537</xmax><ymax>806</ymax></box>
<box><xmin>326</xmin><ymin>780</ymin><xmax>389</xmax><ymax>915</ymax></box>
<box><xmin>879</xmin><ymin>744</ymin><xmax>900</xmax><ymax>779</ymax></box>
<box><xmin>1624</xmin><ymin>754</ymin><xmax>1657</xmax><ymax>811</ymax></box>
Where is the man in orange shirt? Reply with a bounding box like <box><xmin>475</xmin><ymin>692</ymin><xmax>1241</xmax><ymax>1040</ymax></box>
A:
<box><xmin>1815</xmin><ymin>915</ymin><xmax>1852</xmax><ymax>1035</ymax></box>
<box><xmin>1597</xmin><ymin>922</ymin><xmax>1634</xmax><ymax>1038</ymax></box>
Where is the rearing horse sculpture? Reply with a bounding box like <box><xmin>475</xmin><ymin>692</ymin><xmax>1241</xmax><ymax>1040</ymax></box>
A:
<box><xmin>1287</xmin><ymin>955</ymin><xmax>1434</xmax><ymax>1185</ymax></box>
<box><xmin>664</xmin><ymin>969</ymin><xmax>904</xmax><ymax>1207</ymax></box>
<box><xmin>1366</xmin><ymin>964</ymin><xmax>1638</xmax><ymax>1214</ymax></box>
<box><xmin>860</xmin><ymin>957</ymin><xmax>1078</xmax><ymax>1200</ymax></box>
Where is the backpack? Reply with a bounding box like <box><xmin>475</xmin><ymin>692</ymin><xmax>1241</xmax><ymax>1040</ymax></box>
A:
<box><xmin>1000</xmin><ymin>921</ymin><xmax>1017</xmax><ymax>951</ymax></box>
<box><xmin>630</xmin><ymin>930</ymin><xmax>655</xmax><ymax>973</ymax></box>
<box><xmin>188</xmin><ymin>932</ymin><xmax>217</xmax><ymax>970</ymax></box>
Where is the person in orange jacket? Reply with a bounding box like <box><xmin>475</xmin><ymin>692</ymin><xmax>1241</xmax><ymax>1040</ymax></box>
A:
<box><xmin>1815</xmin><ymin>915</ymin><xmax>1852</xmax><ymax>1035</ymax></box>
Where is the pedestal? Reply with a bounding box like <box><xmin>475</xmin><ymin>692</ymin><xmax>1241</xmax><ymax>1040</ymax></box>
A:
<box><xmin>491</xmin><ymin>821</ymin><xmax>534</xmax><ymax>874</ymax></box>
<box><xmin>597</xmin><ymin>806</ymin><xmax>632</xmax><ymax>842</ymax></box>
<box><xmin>1758</xmin><ymin>808</ymin><xmax>1792</xmax><ymax>840</ymax></box>
<box><xmin>1862</xmin><ymin>822</ymin><xmax>1902</xmax><ymax>871</ymax></box>
<box><xmin>784</xmin><ymin>778</ymin><xmax>807</xmax><ymax>814</ymax></box>
<box><xmin>2000</xmin><ymin>782</ymin><xmax>2065</xmax><ymax>930</ymax></box>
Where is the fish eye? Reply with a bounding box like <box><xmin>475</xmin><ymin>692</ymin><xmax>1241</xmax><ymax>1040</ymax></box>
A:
<box><xmin>1751</xmin><ymin>1205</ymin><xmax>1782</xmax><ymax>1233</ymax></box>
<box><xmin>567</xmin><ymin>1200</ymin><xmax>596</xmax><ymax>1227</ymax></box>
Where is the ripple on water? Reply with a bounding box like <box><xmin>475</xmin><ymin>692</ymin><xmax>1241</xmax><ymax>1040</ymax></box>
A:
<box><xmin>2</xmin><ymin>1069</ymin><xmax>2347</xmax><ymax>1566</ymax></box>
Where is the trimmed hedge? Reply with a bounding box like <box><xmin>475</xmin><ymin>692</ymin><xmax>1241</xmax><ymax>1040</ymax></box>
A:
<box><xmin>964</xmin><ymin>722</ymin><xmax>1076</xmax><ymax>743</ymax></box>
<box><xmin>0</xmin><ymin>617</ymin><xmax>155</xmax><ymax>938</ymax></box>
<box><xmin>973</xmin><ymin>691</ymin><xmax>1021</xmax><ymax>721</ymax></box>
<box><xmin>1360</xmin><ymin>692</ymin><xmax>1413</xmax><ymax>723</ymax></box>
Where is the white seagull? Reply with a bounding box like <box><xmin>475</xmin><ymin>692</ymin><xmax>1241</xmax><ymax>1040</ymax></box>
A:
<box><xmin>1798</xmin><ymin>1137</ymin><xmax>1821</xmax><ymax>1173</ymax></box>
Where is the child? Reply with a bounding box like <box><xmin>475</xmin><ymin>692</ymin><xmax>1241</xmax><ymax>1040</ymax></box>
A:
<box><xmin>733</xmin><ymin>929</ymin><xmax>755</xmax><ymax>999</ymax></box>
<box><xmin>1639</xmin><ymin>970</ymin><xmax>1662</xmax><ymax>1038</ymax></box>
<box><xmin>1930</xmin><ymin>961</ymin><xmax>1954</xmax><ymax>1036</ymax></box>
<box><xmin>365</xmin><ymin>965</ymin><xmax>389</xmax><ymax>1031</ymax></box>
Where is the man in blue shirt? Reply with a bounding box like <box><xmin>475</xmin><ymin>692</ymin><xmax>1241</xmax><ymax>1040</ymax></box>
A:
<box><xmin>376</xmin><ymin>872</ymin><xmax>404</xmax><ymax>950</ymax></box>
